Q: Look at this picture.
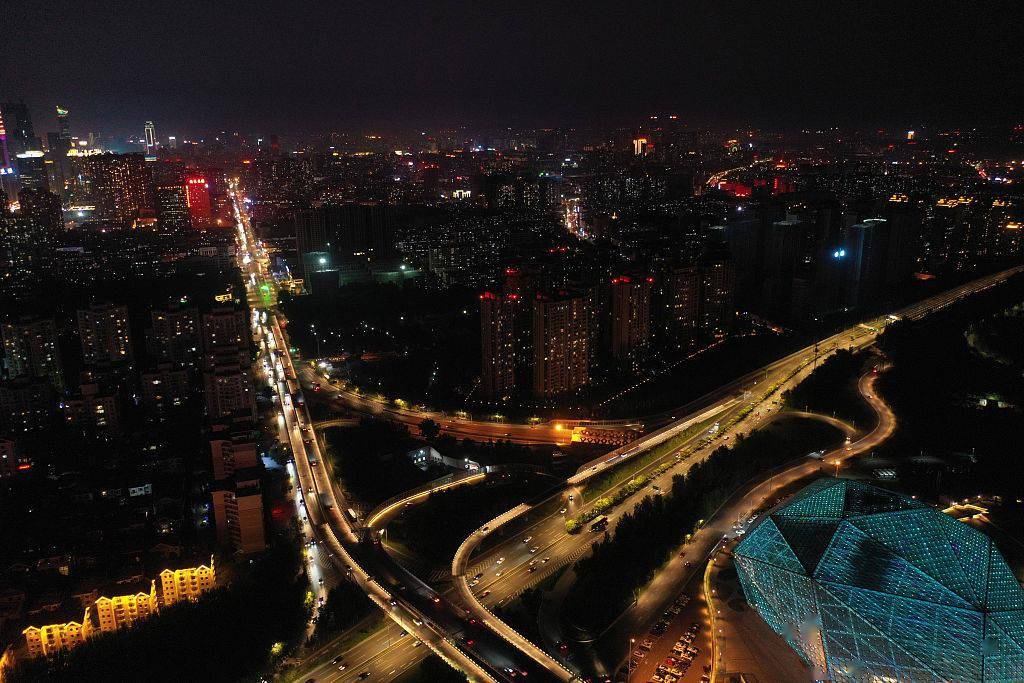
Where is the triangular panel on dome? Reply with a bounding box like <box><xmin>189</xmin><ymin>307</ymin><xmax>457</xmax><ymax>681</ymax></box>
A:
<box><xmin>773</xmin><ymin>516</ymin><xmax>839</xmax><ymax>574</ymax></box>
<box><xmin>985</xmin><ymin>543</ymin><xmax>1024</xmax><ymax>612</ymax></box>
<box><xmin>849</xmin><ymin>508</ymin><xmax>982</xmax><ymax>607</ymax></box>
<box><xmin>937</xmin><ymin>511</ymin><xmax>992</xmax><ymax>607</ymax></box>
<box><xmin>735</xmin><ymin>517</ymin><xmax>807</xmax><ymax>574</ymax></box>
<box><xmin>983</xmin><ymin>611</ymin><xmax>1024</xmax><ymax>683</ymax></box>
<box><xmin>814</xmin><ymin>521</ymin><xmax>974</xmax><ymax>610</ymax></box>
<box><xmin>775</xmin><ymin>478</ymin><xmax>847</xmax><ymax>520</ymax></box>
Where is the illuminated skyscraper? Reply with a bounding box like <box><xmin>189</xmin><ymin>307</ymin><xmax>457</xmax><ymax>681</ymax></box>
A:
<box><xmin>80</xmin><ymin>153</ymin><xmax>150</xmax><ymax>227</ymax></box>
<box><xmin>479</xmin><ymin>291</ymin><xmax>519</xmax><ymax>398</ymax></box>
<box><xmin>609</xmin><ymin>274</ymin><xmax>652</xmax><ymax>359</ymax></box>
<box><xmin>0</xmin><ymin>102</ymin><xmax>37</xmax><ymax>157</ymax></box>
<box><xmin>14</xmin><ymin>151</ymin><xmax>48</xmax><ymax>191</ymax></box>
<box><xmin>735</xmin><ymin>478</ymin><xmax>1024</xmax><ymax>682</ymax></box>
<box><xmin>154</xmin><ymin>183</ymin><xmax>191</xmax><ymax>233</ymax></box>
<box><xmin>144</xmin><ymin>121</ymin><xmax>156</xmax><ymax>152</ymax></box>
<box><xmin>532</xmin><ymin>290</ymin><xmax>590</xmax><ymax>396</ymax></box>
<box><xmin>55</xmin><ymin>106</ymin><xmax>71</xmax><ymax>147</ymax></box>
<box><xmin>698</xmin><ymin>252</ymin><xmax>735</xmax><ymax>334</ymax></box>
<box><xmin>185</xmin><ymin>175</ymin><xmax>212</xmax><ymax>227</ymax></box>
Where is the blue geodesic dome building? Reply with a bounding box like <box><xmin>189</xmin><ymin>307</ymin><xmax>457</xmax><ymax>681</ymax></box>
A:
<box><xmin>734</xmin><ymin>478</ymin><xmax>1024</xmax><ymax>682</ymax></box>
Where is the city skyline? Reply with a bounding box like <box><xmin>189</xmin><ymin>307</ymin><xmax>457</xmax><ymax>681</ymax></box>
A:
<box><xmin>3</xmin><ymin>5</ymin><xmax>1024</xmax><ymax>682</ymax></box>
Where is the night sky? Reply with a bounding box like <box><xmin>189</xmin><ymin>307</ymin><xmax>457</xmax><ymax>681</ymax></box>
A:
<box><xmin>3</xmin><ymin>0</ymin><xmax>1023</xmax><ymax>137</ymax></box>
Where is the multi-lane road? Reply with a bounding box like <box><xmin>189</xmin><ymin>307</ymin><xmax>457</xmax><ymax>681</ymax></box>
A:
<box><xmin>235</xmin><ymin>185</ymin><xmax>561</xmax><ymax>683</ymax></box>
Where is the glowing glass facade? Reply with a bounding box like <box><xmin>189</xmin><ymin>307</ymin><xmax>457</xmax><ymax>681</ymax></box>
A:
<box><xmin>734</xmin><ymin>478</ymin><xmax>1024</xmax><ymax>682</ymax></box>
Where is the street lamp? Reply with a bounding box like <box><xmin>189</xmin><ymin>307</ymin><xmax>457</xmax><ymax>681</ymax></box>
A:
<box><xmin>627</xmin><ymin>637</ymin><xmax>636</xmax><ymax>680</ymax></box>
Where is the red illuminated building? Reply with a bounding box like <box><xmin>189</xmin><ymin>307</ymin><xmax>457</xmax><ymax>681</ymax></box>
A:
<box><xmin>185</xmin><ymin>175</ymin><xmax>212</xmax><ymax>227</ymax></box>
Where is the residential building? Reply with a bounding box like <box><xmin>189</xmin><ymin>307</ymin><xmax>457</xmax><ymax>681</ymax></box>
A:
<box><xmin>140</xmin><ymin>363</ymin><xmax>191</xmax><ymax>418</ymax></box>
<box><xmin>203</xmin><ymin>359</ymin><xmax>255</xmax><ymax>420</ymax></box>
<box><xmin>0</xmin><ymin>378</ymin><xmax>54</xmax><ymax>433</ymax></box>
<box><xmin>479</xmin><ymin>291</ymin><xmax>518</xmax><ymax>398</ymax></box>
<box><xmin>209</xmin><ymin>422</ymin><xmax>260</xmax><ymax>480</ymax></box>
<box><xmin>609</xmin><ymin>274</ymin><xmax>652</xmax><ymax>359</ymax></box>
<box><xmin>154</xmin><ymin>183</ymin><xmax>191</xmax><ymax>233</ymax></box>
<box><xmin>149</xmin><ymin>304</ymin><xmax>201</xmax><ymax>368</ymax></box>
<box><xmin>211</xmin><ymin>469</ymin><xmax>266</xmax><ymax>554</ymax></box>
<box><xmin>2</xmin><ymin>316</ymin><xmax>64</xmax><ymax>391</ymax></box>
<box><xmin>159</xmin><ymin>556</ymin><xmax>216</xmax><ymax>605</ymax></box>
<box><xmin>77</xmin><ymin>303</ymin><xmax>132</xmax><ymax>366</ymax></box>
<box><xmin>532</xmin><ymin>291</ymin><xmax>590</xmax><ymax>397</ymax></box>
<box><xmin>698</xmin><ymin>253</ymin><xmax>735</xmax><ymax>334</ymax></box>
<box><xmin>93</xmin><ymin>581</ymin><xmax>159</xmax><ymax>632</ymax></box>
<box><xmin>22</xmin><ymin>607</ymin><xmax>94</xmax><ymax>658</ymax></box>
<box><xmin>79</xmin><ymin>153</ymin><xmax>150</xmax><ymax>227</ymax></box>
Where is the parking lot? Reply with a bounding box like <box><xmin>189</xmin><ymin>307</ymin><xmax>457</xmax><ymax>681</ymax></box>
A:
<box><xmin>622</xmin><ymin>589</ymin><xmax>712</xmax><ymax>683</ymax></box>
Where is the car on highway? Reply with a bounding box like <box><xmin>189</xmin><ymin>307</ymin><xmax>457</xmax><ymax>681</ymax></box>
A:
<box><xmin>480</xmin><ymin>590</ymin><xmax>491</xmax><ymax>598</ymax></box>
<box><xmin>529</xmin><ymin>546</ymin><xmax>539</xmax><ymax>553</ymax></box>
<box><xmin>522</xmin><ymin>536</ymin><xmax>532</xmax><ymax>543</ymax></box>
<box><xmin>495</xmin><ymin>557</ymin><xmax>505</xmax><ymax>564</ymax></box>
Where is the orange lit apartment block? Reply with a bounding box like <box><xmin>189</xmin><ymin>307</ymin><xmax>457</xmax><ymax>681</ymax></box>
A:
<box><xmin>159</xmin><ymin>556</ymin><xmax>216</xmax><ymax>605</ymax></box>
<box><xmin>22</xmin><ymin>607</ymin><xmax>94</xmax><ymax>658</ymax></box>
<box><xmin>94</xmin><ymin>580</ymin><xmax>159</xmax><ymax>632</ymax></box>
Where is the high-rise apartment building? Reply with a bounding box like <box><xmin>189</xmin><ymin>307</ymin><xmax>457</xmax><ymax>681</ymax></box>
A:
<box><xmin>149</xmin><ymin>304</ymin><xmax>200</xmax><ymax>368</ymax></box>
<box><xmin>848</xmin><ymin>218</ymin><xmax>906</xmax><ymax>308</ymax></box>
<box><xmin>664</xmin><ymin>263</ymin><xmax>700</xmax><ymax>334</ymax></box>
<box><xmin>80</xmin><ymin>153</ymin><xmax>150</xmax><ymax>227</ymax></box>
<box><xmin>698</xmin><ymin>254</ymin><xmax>735</xmax><ymax>334</ymax></box>
<box><xmin>609</xmin><ymin>275</ymin><xmax>653</xmax><ymax>359</ymax></box>
<box><xmin>209</xmin><ymin>421</ymin><xmax>265</xmax><ymax>554</ymax></box>
<box><xmin>78</xmin><ymin>303</ymin><xmax>132</xmax><ymax>365</ymax></box>
<box><xmin>532</xmin><ymin>291</ymin><xmax>590</xmax><ymax>397</ymax></box>
<box><xmin>2</xmin><ymin>317</ymin><xmax>64</xmax><ymax>390</ymax></box>
<box><xmin>154</xmin><ymin>183</ymin><xmax>191</xmax><ymax>233</ymax></box>
<box><xmin>479</xmin><ymin>291</ymin><xmax>519</xmax><ymax>398</ymax></box>
<box><xmin>140</xmin><ymin>363</ymin><xmax>191</xmax><ymax>418</ymax></box>
<box><xmin>202</xmin><ymin>307</ymin><xmax>247</xmax><ymax>356</ymax></box>
<box><xmin>203</xmin><ymin>361</ymin><xmax>255</xmax><ymax>420</ymax></box>
<box><xmin>0</xmin><ymin>378</ymin><xmax>55</xmax><ymax>433</ymax></box>
<box><xmin>209</xmin><ymin>421</ymin><xmax>260</xmax><ymax>480</ymax></box>
<box><xmin>294</xmin><ymin>203</ymin><xmax>396</xmax><ymax>280</ymax></box>
<box><xmin>211</xmin><ymin>471</ymin><xmax>266</xmax><ymax>555</ymax></box>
